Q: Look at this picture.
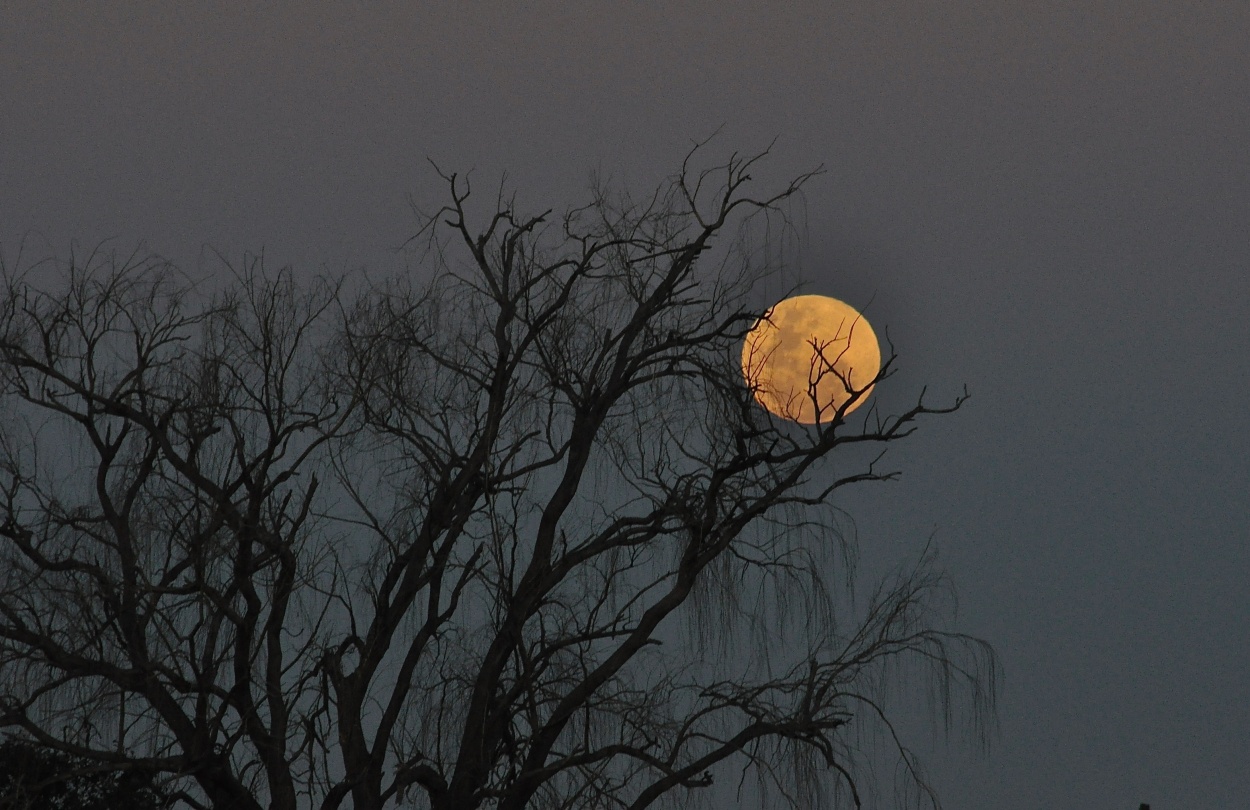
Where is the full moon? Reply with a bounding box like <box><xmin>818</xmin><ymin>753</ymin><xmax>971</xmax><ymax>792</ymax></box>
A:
<box><xmin>741</xmin><ymin>295</ymin><xmax>881</xmax><ymax>424</ymax></box>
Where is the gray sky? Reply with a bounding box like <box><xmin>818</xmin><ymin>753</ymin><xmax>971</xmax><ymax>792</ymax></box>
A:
<box><xmin>3</xmin><ymin>3</ymin><xmax>1248</xmax><ymax>808</ymax></box>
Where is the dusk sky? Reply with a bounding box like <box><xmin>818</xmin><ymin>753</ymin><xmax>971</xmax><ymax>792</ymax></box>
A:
<box><xmin>3</xmin><ymin>3</ymin><xmax>1248</xmax><ymax>808</ymax></box>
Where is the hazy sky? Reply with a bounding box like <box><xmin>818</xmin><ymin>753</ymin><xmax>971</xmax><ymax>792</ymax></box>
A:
<box><xmin>3</xmin><ymin>3</ymin><xmax>1248</xmax><ymax>808</ymax></box>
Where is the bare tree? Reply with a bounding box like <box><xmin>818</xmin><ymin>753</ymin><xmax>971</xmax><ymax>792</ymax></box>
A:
<box><xmin>0</xmin><ymin>145</ymin><xmax>997</xmax><ymax>810</ymax></box>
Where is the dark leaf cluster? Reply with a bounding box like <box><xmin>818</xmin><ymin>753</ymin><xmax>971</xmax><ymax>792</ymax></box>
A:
<box><xmin>0</xmin><ymin>736</ymin><xmax>169</xmax><ymax>810</ymax></box>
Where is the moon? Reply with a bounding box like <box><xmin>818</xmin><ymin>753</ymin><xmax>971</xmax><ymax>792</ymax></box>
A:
<box><xmin>741</xmin><ymin>294</ymin><xmax>881</xmax><ymax>424</ymax></box>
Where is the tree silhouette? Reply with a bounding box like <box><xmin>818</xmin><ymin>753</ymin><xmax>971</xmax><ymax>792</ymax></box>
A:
<box><xmin>0</xmin><ymin>144</ymin><xmax>996</xmax><ymax>809</ymax></box>
<box><xmin>0</xmin><ymin>736</ymin><xmax>169</xmax><ymax>809</ymax></box>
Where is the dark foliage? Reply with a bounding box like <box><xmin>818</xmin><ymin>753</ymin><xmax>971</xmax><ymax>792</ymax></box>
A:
<box><xmin>0</xmin><ymin>737</ymin><xmax>169</xmax><ymax>810</ymax></box>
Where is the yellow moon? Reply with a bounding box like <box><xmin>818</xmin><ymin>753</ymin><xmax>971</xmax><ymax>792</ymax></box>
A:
<box><xmin>741</xmin><ymin>295</ymin><xmax>881</xmax><ymax>424</ymax></box>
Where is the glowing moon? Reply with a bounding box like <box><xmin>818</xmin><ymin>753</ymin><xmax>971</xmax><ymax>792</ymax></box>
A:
<box><xmin>741</xmin><ymin>295</ymin><xmax>881</xmax><ymax>424</ymax></box>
